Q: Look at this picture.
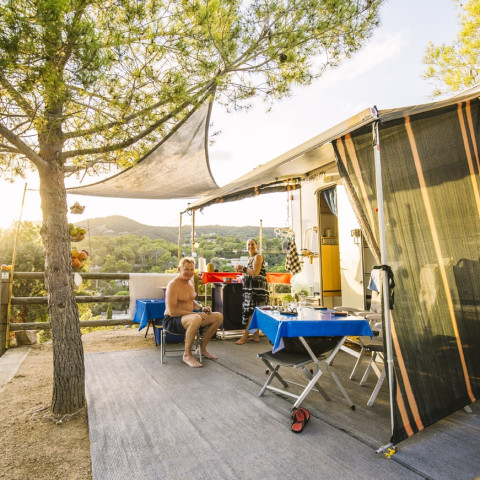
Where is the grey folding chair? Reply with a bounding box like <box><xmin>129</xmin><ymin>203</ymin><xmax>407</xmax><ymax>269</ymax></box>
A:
<box><xmin>154</xmin><ymin>320</ymin><xmax>203</xmax><ymax>364</ymax></box>
<box><xmin>334</xmin><ymin>312</ymin><xmax>386</xmax><ymax>406</ymax></box>
<box><xmin>355</xmin><ymin>315</ymin><xmax>385</xmax><ymax>407</ymax></box>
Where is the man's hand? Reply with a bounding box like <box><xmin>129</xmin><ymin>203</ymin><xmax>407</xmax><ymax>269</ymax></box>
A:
<box><xmin>202</xmin><ymin>306</ymin><xmax>211</xmax><ymax>314</ymax></box>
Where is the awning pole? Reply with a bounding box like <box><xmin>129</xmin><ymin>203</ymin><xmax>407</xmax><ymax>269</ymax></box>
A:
<box><xmin>178</xmin><ymin>212</ymin><xmax>182</xmax><ymax>263</ymax></box>
<box><xmin>191</xmin><ymin>209</ymin><xmax>196</xmax><ymax>257</ymax></box>
<box><xmin>259</xmin><ymin>219</ymin><xmax>263</xmax><ymax>253</ymax></box>
<box><xmin>299</xmin><ymin>186</ymin><xmax>303</xmax><ymax>250</ymax></box>
<box><xmin>373</xmin><ymin>119</ymin><xmax>395</xmax><ymax>436</ymax></box>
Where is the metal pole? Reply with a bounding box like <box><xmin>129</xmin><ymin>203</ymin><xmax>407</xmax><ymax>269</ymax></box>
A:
<box><xmin>191</xmin><ymin>209</ymin><xmax>196</xmax><ymax>257</ymax></box>
<box><xmin>259</xmin><ymin>219</ymin><xmax>263</xmax><ymax>253</ymax></box>
<box><xmin>299</xmin><ymin>186</ymin><xmax>303</xmax><ymax>250</ymax></box>
<box><xmin>373</xmin><ymin>120</ymin><xmax>395</xmax><ymax>436</ymax></box>
<box><xmin>4</xmin><ymin>183</ymin><xmax>28</xmax><ymax>349</ymax></box>
<box><xmin>178</xmin><ymin>212</ymin><xmax>182</xmax><ymax>264</ymax></box>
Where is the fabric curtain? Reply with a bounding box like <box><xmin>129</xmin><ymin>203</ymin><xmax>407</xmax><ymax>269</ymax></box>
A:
<box><xmin>333</xmin><ymin>98</ymin><xmax>480</xmax><ymax>444</ymax></box>
<box><xmin>323</xmin><ymin>187</ymin><xmax>338</xmax><ymax>216</ymax></box>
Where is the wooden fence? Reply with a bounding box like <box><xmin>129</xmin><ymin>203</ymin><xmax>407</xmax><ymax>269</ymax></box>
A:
<box><xmin>0</xmin><ymin>271</ymin><xmax>135</xmax><ymax>356</ymax></box>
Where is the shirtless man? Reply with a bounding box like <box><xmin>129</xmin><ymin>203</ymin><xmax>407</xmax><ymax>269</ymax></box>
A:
<box><xmin>164</xmin><ymin>257</ymin><xmax>223</xmax><ymax>368</ymax></box>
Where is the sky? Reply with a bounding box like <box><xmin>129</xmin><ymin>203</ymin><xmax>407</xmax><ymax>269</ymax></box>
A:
<box><xmin>0</xmin><ymin>0</ymin><xmax>461</xmax><ymax>230</ymax></box>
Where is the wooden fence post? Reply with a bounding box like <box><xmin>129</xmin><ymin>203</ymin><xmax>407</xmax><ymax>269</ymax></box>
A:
<box><xmin>0</xmin><ymin>270</ymin><xmax>12</xmax><ymax>356</ymax></box>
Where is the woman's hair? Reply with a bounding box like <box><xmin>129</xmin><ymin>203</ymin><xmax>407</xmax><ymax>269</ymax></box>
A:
<box><xmin>178</xmin><ymin>257</ymin><xmax>195</xmax><ymax>268</ymax></box>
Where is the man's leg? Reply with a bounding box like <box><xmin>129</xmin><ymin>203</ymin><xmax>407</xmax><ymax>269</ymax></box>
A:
<box><xmin>197</xmin><ymin>312</ymin><xmax>223</xmax><ymax>359</ymax></box>
<box><xmin>181</xmin><ymin>314</ymin><xmax>203</xmax><ymax>367</ymax></box>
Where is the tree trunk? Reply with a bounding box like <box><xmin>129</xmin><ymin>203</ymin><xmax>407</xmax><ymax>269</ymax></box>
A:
<box><xmin>39</xmin><ymin>164</ymin><xmax>85</xmax><ymax>415</ymax></box>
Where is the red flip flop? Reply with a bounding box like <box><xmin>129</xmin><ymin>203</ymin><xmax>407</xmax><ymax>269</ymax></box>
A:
<box><xmin>291</xmin><ymin>408</ymin><xmax>305</xmax><ymax>433</ymax></box>
<box><xmin>298</xmin><ymin>407</ymin><xmax>310</xmax><ymax>424</ymax></box>
<box><xmin>291</xmin><ymin>407</ymin><xmax>310</xmax><ymax>424</ymax></box>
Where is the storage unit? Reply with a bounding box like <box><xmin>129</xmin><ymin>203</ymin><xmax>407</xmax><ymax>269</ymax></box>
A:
<box><xmin>211</xmin><ymin>282</ymin><xmax>244</xmax><ymax>330</ymax></box>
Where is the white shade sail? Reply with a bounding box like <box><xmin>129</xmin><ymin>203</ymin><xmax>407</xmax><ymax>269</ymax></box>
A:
<box><xmin>67</xmin><ymin>102</ymin><xmax>218</xmax><ymax>199</ymax></box>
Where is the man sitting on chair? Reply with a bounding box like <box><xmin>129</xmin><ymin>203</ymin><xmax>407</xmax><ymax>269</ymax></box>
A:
<box><xmin>164</xmin><ymin>257</ymin><xmax>223</xmax><ymax>368</ymax></box>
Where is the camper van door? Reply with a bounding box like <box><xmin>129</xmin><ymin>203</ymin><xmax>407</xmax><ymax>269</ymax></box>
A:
<box><xmin>337</xmin><ymin>185</ymin><xmax>365</xmax><ymax>309</ymax></box>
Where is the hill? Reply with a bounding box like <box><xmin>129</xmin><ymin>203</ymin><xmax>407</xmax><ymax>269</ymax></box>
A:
<box><xmin>76</xmin><ymin>215</ymin><xmax>276</xmax><ymax>242</ymax></box>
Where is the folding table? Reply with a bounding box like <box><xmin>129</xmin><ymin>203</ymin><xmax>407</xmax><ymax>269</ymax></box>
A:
<box><xmin>249</xmin><ymin>307</ymin><xmax>373</xmax><ymax>409</ymax></box>
<box><xmin>131</xmin><ymin>299</ymin><xmax>165</xmax><ymax>334</ymax></box>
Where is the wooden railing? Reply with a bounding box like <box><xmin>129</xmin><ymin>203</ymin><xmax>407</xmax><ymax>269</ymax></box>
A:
<box><xmin>0</xmin><ymin>271</ymin><xmax>135</xmax><ymax>356</ymax></box>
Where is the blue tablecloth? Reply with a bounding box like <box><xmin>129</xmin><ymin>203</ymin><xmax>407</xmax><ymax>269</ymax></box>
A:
<box><xmin>250</xmin><ymin>308</ymin><xmax>372</xmax><ymax>353</ymax></box>
<box><xmin>132</xmin><ymin>299</ymin><xmax>165</xmax><ymax>331</ymax></box>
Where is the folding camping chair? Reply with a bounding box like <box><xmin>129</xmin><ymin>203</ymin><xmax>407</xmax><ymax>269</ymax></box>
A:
<box><xmin>153</xmin><ymin>319</ymin><xmax>204</xmax><ymax>365</ymax></box>
<box><xmin>334</xmin><ymin>267</ymin><xmax>383</xmax><ymax>370</ymax></box>
<box><xmin>354</xmin><ymin>314</ymin><xmax>385</xmax><ymax>407</ymax></box>
<box><xmin>332</xmin><ymin>310</ymin><xmax>386</xmax><ymax>406</ymax></box>
<box><xmin>331</xmin><ymin>267</ymin><xmax>387</xmax><ymax>406</ymax></box>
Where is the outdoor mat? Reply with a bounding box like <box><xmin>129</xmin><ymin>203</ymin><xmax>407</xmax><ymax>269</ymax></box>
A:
<box><xmin>85</xmin><ymin>348</ymin><xmax>423</xmax><ymax>480</ymax></box>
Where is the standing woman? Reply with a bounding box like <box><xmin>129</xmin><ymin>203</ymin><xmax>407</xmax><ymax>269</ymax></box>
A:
<box><xmin>234</xmin><ymin>238</ymin><xmax>269</xmax><ymax>344</ymax></box>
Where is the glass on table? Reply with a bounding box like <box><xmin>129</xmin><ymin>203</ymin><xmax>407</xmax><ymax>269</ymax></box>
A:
<box><xmin>297</xmin><ymin>294</ymin><xmax>307</xmax><ymax>317</ymax></box>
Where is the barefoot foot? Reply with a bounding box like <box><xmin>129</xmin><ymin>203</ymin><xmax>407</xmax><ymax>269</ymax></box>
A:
<box><xmin>234</xmin><ymin>337</ymin><xmax>249</xmax><ymax>345</ymax></box>
<box><xmin>195</xmin><ymin>349</ymin><xmax>218</xmax><ymax>359</ymax></box>
<box><xmin>247</xmin><ymin>335</ymin><xmax>260</xmax><ymax>342</ymax></box>
<box><xmin>183</xmin><ymin>354</ymin><xmax>203</xmax><ymax>368</ymax></box>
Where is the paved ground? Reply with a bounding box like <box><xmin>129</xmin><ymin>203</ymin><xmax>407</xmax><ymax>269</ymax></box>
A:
<box><xmin>2</xmin><ymin>338</ymin><xmax>479</xmax><ymax>480</ymax></box>
<box><xmin>0</xmin><ymin>346</ymin><xmax>30</xmax><ymax>393</ymax></box>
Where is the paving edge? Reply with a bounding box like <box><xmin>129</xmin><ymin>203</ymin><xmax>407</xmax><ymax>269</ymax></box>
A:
<box><xmin>0</xmin><ymin>346</ymin><xmax>32</xmax><ymax>392</ymax></box>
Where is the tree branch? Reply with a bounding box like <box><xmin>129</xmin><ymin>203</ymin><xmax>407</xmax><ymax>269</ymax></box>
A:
<box><xmin>0</xmin><ymin>123</ymin><xmax>49</xmax><ymax>170</ymax></box>
<box><xmin>0</xmin><ymin>73</ymin><xmax>37</xmax><ymax>123</ymax></box>
<box><xmin>63</xmin><ymin>156</ymin><xmax>115</xmax><ymax>173</ymax></box>
<box><xmin>61</xmin><ymin>88</ymin><xmax>213</xmax><ymax>160</ymax></box>
<box><xmin>0</xmin><ymin>143</ymin><xmax>22</xmax><ymax>154</ymax></box>
<box><xmin>63</xmin><ymin>80</ymin><xmax>215</xmax><ymax>140</ymax></box>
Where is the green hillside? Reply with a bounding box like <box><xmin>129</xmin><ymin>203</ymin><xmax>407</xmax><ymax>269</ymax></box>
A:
<box><xmin>75</xmin><ymin>215</ymin><xmax>276</xmax><ymax>242</ymax></box>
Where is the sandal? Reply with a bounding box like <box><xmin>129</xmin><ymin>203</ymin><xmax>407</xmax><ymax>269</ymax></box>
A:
<box><xmin>298</xmin><ymin>407</ymin><xmax>310</xmax><ymax>424</ymax></box>
<box><xmin>291</xmin><ymin>408</ymin><xmax>305</xmax><ymax>433</ymax></box>
<box><xmin>291</xmin><ymin>407</ymin><xmax>310</xmax><ymax>424</ymax></box>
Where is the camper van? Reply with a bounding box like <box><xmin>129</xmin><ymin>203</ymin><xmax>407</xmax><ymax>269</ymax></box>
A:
<box><xmin>289</xmin><ymin>177</ymin><xmax>377</xmax><ymax>312</ymax></box>
<box><xmin>187</xmin><ymin>85</ymin><xmax>480</xmax><ymax>444</ymax></box>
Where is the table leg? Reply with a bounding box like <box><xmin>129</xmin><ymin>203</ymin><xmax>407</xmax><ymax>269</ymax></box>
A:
<box><xmin>293</xmin><ymin>366</ymin><xmax>325</xmax><ymax>408</ymax></box>
<box><xmin>145</xmin><ymin>319</ymin><xmax>153</xmax><ymax>338</ymax></box>
<box><xmin>301</xmin><ymin>366</ymin><xmax>330</xmax><ymax>401</ymax></box>
<box><xmin>293</xmin><ymin>336</ymin><xmax>355</xmax><ymax>410</ymax></box>
<box><xmin>327</xmin><ymin>367</ymin><xmax>355</xmax><ymax>409</ymax></box>
<box><xmin>258</xmin><ymin>358</ymin><xmax>289</xmax><ymax>397</ymax></box>
<box><xmin>325</xmin><ymin>336</ymin><xmax>347</xmax><ymax>365</ymax></box>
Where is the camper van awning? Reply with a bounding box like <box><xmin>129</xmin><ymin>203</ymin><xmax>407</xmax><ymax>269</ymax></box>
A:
<box><xmin>187</xmin><ymin>107</ymin><xmax>379</xmax><ymax>210</ymax></box>
<box><xmin>66</xmin><ymin>102</ymin><xmax>218</xmax><ymax>199</ymax></box>
<box><xmin>187</xmin><ymin>84</ymin><xmax>480</xmax><ymax>211</ymax></box>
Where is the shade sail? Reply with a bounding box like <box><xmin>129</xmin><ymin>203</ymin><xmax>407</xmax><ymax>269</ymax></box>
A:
<box><xmin>67</xmin><ymin>102</ymin><xmax>218</xmax><ymax>199</ymax></box>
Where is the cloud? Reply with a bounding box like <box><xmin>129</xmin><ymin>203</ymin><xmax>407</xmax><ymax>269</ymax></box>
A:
<box><xmin>320</xmin><ymin>31</ymin><xmax>405</xmax><ymax>86</ymax></box>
